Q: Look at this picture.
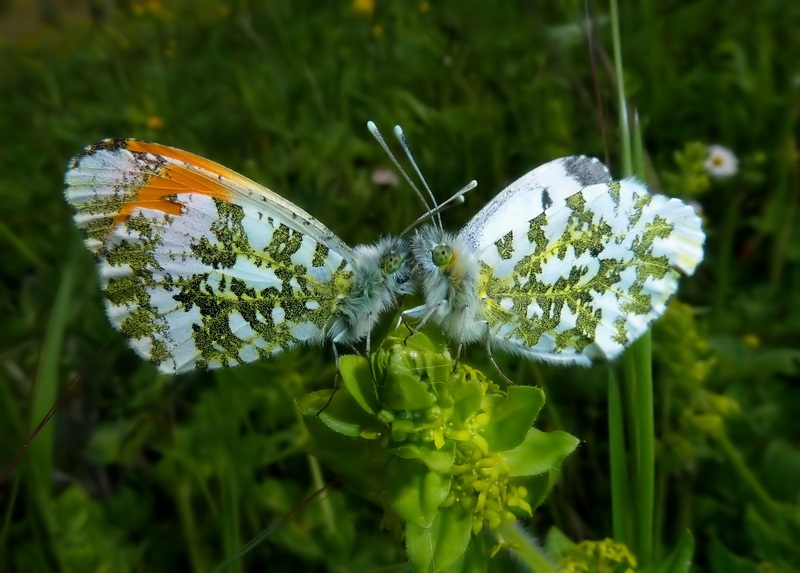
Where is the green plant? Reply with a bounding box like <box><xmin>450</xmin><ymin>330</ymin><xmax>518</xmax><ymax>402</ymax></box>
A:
<box><xmin>300</xmin><ymin>326</ymin><xmax>578</xmax><ymax>571</ymax></box>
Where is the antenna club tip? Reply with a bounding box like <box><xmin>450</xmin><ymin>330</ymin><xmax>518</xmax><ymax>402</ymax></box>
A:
<box><xmin>393</xmin><ymin>125</ymin><xmax>404</xmax><ymax>137</ymax></box>
<box><xmin>367</xmin><ymin>120</ymin><xmax>378</xmax><ymax>132</ymax></box>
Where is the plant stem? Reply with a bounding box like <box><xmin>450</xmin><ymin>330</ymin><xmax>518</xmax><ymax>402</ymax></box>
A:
<box><xmin>713</xmin><ymin>431</ymin><xmax>781</xmax><ymax>516</ymax></box>
<box><xmin>714</xmin><ymin>191</ymin><xmax>743</xmax><ymax>329</ymax></box>
<box><xmin>608</xmin><ymin>370</ymin><xmax>632</xmax><ymax>546</ymax></box>
<box><xmin>300</xmin><ymin>402</ymin><xmax>337</xmax><ymax>532</ymax></box>
<box><xmin>176</xmin><ymin>480</ymin><xmax>206</xmax><ymax>573</ymax></box>
<box><xmin>220</xmin><ymin>465</ymin><xmax>242</xmax><ymax>573</ymax></box>
<box><xmin>494</xmin><ymin>522</ymin><xmax>557</xmax><ymax>573</ymax></box>
<box><xmin>631</xmin><ymin>334</ymin><xmax>655</xmax><ymax>569</ymax></box>
<box><xmin>631</xmin><ymin>100</ymin><xmax>656</xmax><ymax>570</ymax></box>
<box><xmin>610</xmin><ymin>0</ymin><xmax>631</xmax><ymax>176</ymax></box>
<box><xmin>769</xmin><ymin>148</ymin><xmax>796</xmax><ymax>289</ymax></box>
<box><xmin>307</xmin><ymin>454</ymin><xmax>337</xmax><ymax>532</ymax></box>
<box><xmin>609</xmin><ymin>7</ymin><xmax>656</xmax><ymax>566</ymax></box>
<box><xmin>28</xmin><ymin>258</ymin><xmax>77</xmax><ymax>497</ymax></box>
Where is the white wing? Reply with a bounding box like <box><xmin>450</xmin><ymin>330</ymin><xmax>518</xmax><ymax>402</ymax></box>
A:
<box><xmin>475</xmin><ymin>179</ymin><xmax>704</xmax><ymax>364</ymax></box>
<box><xmin>458</xmin><ymin>156</ymin><xmax>611</xmax><ymax>251</ymax></box>
<box><xmin>67</xmin><ymin>139</ymin><xmax>354</xmax><ymax>261</ymax></box>
<box><xmin>65</xmin><ymin>139</ymin><xmax>358</xmax><ymax>373</ymax></box>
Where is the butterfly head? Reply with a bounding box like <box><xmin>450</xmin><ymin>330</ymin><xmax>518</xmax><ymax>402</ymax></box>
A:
<box><xmin>383</xmin><ymin>238</ymin><xmax>415</xmax><ymax>297</ymax></box>
<box><xmin>352</xmin><ymin>236</ymin><xmax>414</xmax><ymax>297</ymax></box>
<box><xmin>411</xmin><ymin>226</ymin><xmax>459</xmax><ymax>274</ymax></box>
<box><xmin>411</xmin><ymin>225</ymin><xmax>477</xmax><ymax>294</ymax></box>
<box><xmin>380</xmin><ymin>248</ymin><xmax>404</xmax><ymax>276</ymax></box>
<box><xmin>430</xmin><ymin>243</ymin><xmax>454</xmax><ymax>268</ymax></box>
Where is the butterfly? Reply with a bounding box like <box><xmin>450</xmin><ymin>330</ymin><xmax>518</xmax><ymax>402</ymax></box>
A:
<box><xmin>64</xmin><ymin>139</ymin><xmax>412</xmax><ymax>373</ymax></box>
<box><xmin>407</xmin><ymin>155</ymin><xmax>705</xmax><ymax>366</ymax></box>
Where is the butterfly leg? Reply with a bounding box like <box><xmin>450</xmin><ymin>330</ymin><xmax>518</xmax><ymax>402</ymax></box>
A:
<box><xmin>393</xmin><ymin>303</ymin><xmax>425</xmax><ymax>339</ymax></box>
<box><xmin>452</xmin><ymin>340</ymin><xmax>464</xmax><ymax>373</ymax></box>
<box><xmin>388</xmin><ymin>291</ymin><xmax>406</xmax><ymax>311</ymax></box>
<box><xmin>388</xmin><ymin>291</ymin><xmax>402</xmax><ymax>331</ymax></box>
<box><xmin>482</xmin><ymin>322</ymin><xmax>514</xmax><ymax>385</ymax></box>
<box><xmin>394</xmin><ymin>311</ymin><xmax>414</xmax><ymax>332</ymax></box>
<box><xmin>365</xmin><ymin>311</ymin><xmax>373</xmax><ymax>358</ymax></box>
<box><xmin>316</xmin><ymin>342</ymin><xmax>342</xmax><ymax>416</ymax></box>
<box><xmin>451</xmin><ymin>304</ymin><xmax>471</xmax><ymax>372</ymax></box>
<box><xmin>400</xmin><ymin>301</ymin><xmax>445</xmax><ymax>344</ymax></box>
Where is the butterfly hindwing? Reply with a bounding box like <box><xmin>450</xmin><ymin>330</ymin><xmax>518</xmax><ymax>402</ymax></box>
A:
<box><xmin>475</xmin><ymin>178</ymin><xmax>704</xmax><ymax>364</ymax></box>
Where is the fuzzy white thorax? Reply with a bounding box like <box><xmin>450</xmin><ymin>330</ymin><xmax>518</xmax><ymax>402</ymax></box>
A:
<box><xmin>408</xmin><ymin>225</ymin><xmax>486</xmax><ymax>343</ymax></box>
<box><xmin>328</xmin><ymin>236</ymin><xmax>412</xmax><ymax>345</ymax></box>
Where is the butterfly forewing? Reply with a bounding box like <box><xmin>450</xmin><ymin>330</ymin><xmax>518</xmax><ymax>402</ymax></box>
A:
<box><xmin>65</xmin><ymin>139</ymin><xmax>356</xmax><ymax>373</ymax></box>
<box><xmin>459</xmin><ymin>156</ymin><xmax>611</xmax><ymax>251</ymax></box>
<box><xmin>475</xmin><ymin>179</ymin><xmax>704</xmax><ymax>364</ymax></box>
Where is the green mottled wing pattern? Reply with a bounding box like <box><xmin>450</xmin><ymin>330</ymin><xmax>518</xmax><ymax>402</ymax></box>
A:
<box><xmin>65</xmin><ymin>142</ymin><xmax>355</xmax><ymax>373</ymax></box>
<box><xmin>103</xmin><ymin>194</ymin><xmax>350</xmax><ymax>373</ymax></box>
<box><xmin>475</xmin><ymin>179</ymin><xmax>704</xmax><ymax>365</ymax></box>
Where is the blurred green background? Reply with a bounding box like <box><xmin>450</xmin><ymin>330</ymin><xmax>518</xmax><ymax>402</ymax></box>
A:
<box><xmin>2</xmin><ymin>0</ymin><xmax>800</xmax><ymax>571</ymax></box>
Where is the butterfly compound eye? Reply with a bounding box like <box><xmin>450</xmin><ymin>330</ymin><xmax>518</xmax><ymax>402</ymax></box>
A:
<box><xmin>380</xmin><ymin>251</ymin><xmax>402</xmax><ymax>275</ymax></box>
<box><xmin>431</xmin><ymin>244</ymin><xmax>453</xmax><ymax>267</ymax></box>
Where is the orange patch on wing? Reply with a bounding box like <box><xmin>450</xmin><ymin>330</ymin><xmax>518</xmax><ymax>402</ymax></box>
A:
<box><xmin>114</xmin><ymin>140</ymin><xmax>249</xmax><ymax>225</ymax></box>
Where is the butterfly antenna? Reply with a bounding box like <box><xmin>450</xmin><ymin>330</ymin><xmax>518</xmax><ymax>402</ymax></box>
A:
<box><xmin>367</xmin><ymin>121</ymin><xmax>432</xmax><ymax>213</ymax></box>
<box><xmin>399</xmin><ymin>179</ymin><xmax>477</xmax><ymax>237</ymax></box>
<box><xmin>393</xmin><ymin>125</ymin><xmax>442</xmax><ymax>230</ymax></box>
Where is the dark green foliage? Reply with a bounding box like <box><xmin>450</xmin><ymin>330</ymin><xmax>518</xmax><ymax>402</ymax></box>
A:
<box><xmin>2</xmin><ymin>0</ymin><xmax>800</xmax><ymax>571</ymax></box>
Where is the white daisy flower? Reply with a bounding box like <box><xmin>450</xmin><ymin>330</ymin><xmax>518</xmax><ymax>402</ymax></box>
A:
<box><xmin>705</xmin><ymin>144</ymin><xmax>739</xmax><ymax>178</ymax></box>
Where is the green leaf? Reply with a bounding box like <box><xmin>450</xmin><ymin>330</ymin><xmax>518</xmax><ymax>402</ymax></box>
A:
<box><xmin>389</xmin><ymin>441</ymin><xmax>456</xmax><ymax>473</ymax></box>
<box><xmin>375</xmin><ymin>341</ymin><xmax>440</xmax><ymax>410</ymax></box>
<box><xmin>386</xmin><ymin>325</ymin><xmax>441</xmax><ymax>354</ymax></box>
<box><xmin>50</xmin><ymin>486</ymin><xmax>139</xmax><ymax>570</ymax></box>
<box><xmin>299</xmin><ymin>414</ymin><xmax>386</xmax><ymax>491</ymax></box>
<box><xmin>381</xmin><ymin>370</ymin><xmax>437</xmax><ymax>410</ymax></box>
<box><xmin>762</xmin><ymin>440</ymin><xmax>800</xmax><ymax>500</ymax></box>
<box><xmin>517</xmin><ymin>471</ymin><xmax>560</xmax><ymax>511</ymax></box>
<box><xmin>543</xmin><ymin>526</ymin><xmax>576</xmax><ymax>562</ymax></box>
<box><xmin>406</xmin><ymin>506</ymin><xmax>473</xmax><ymax>572</ymax></box>
<box><xmin>297</xmin><ymin>389</ymin><xmax>379</xmax><ymax>438</ymax></box>
<box><xmin>445</xmin><ymin>533</ymin><xmax>489</xmax><ymax>573</ymax></box>
<box><xmin>338</xmin><ymin>355</ymin><xmax>379</xmax><ymax>414</ymax></box>
<box><xmin>450</xmin><ymin>372</ymin><xmax>485</xmax><ymax>422</ymax></box>
<box><xmin>415</xmin><ymin>342</ymin><xmax>456</xmax><ymax>390</ymax></box>
<box><xmin>501</xmin><ymin>429</ymin><xmax>579</xmax><ymax>477</ymax></box>
<box><xmin>482</xmin><ymin>386</ymin><xmax>545</xmax><ymax>452</ymax></box>
<box><xmin>711</xmin><ymin>335</ymin><xmax>800</xmax><ymax>377</ymax></box>
<box><xmin>744</xmin><ymin>505</ymin><xmax>800</xmax><ymax>564</ymax></box>
<box><xmin>649</xmin><ymin>530</ymin><xmax>693</xmax><ymax>573</ymax></box>
<box><xmin>708</xmin><ymin>537</ymin><xmax>763</xmax><ymax>573</ymax></box>
<box><xmin>387</xmin><ymin>459</ymin><xmax>452</xmax><ymax>527</ymax></box>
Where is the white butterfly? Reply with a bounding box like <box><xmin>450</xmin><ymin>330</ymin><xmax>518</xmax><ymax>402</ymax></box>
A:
<box><xmin>406</xmin><ymin>156</ymin><xmax>705</xmax><ymax>366</ymax></box>
<box><xmin>64</xmin><ymin>139</ymin><xmax>412</xmax><ymax>373</ymax></box>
